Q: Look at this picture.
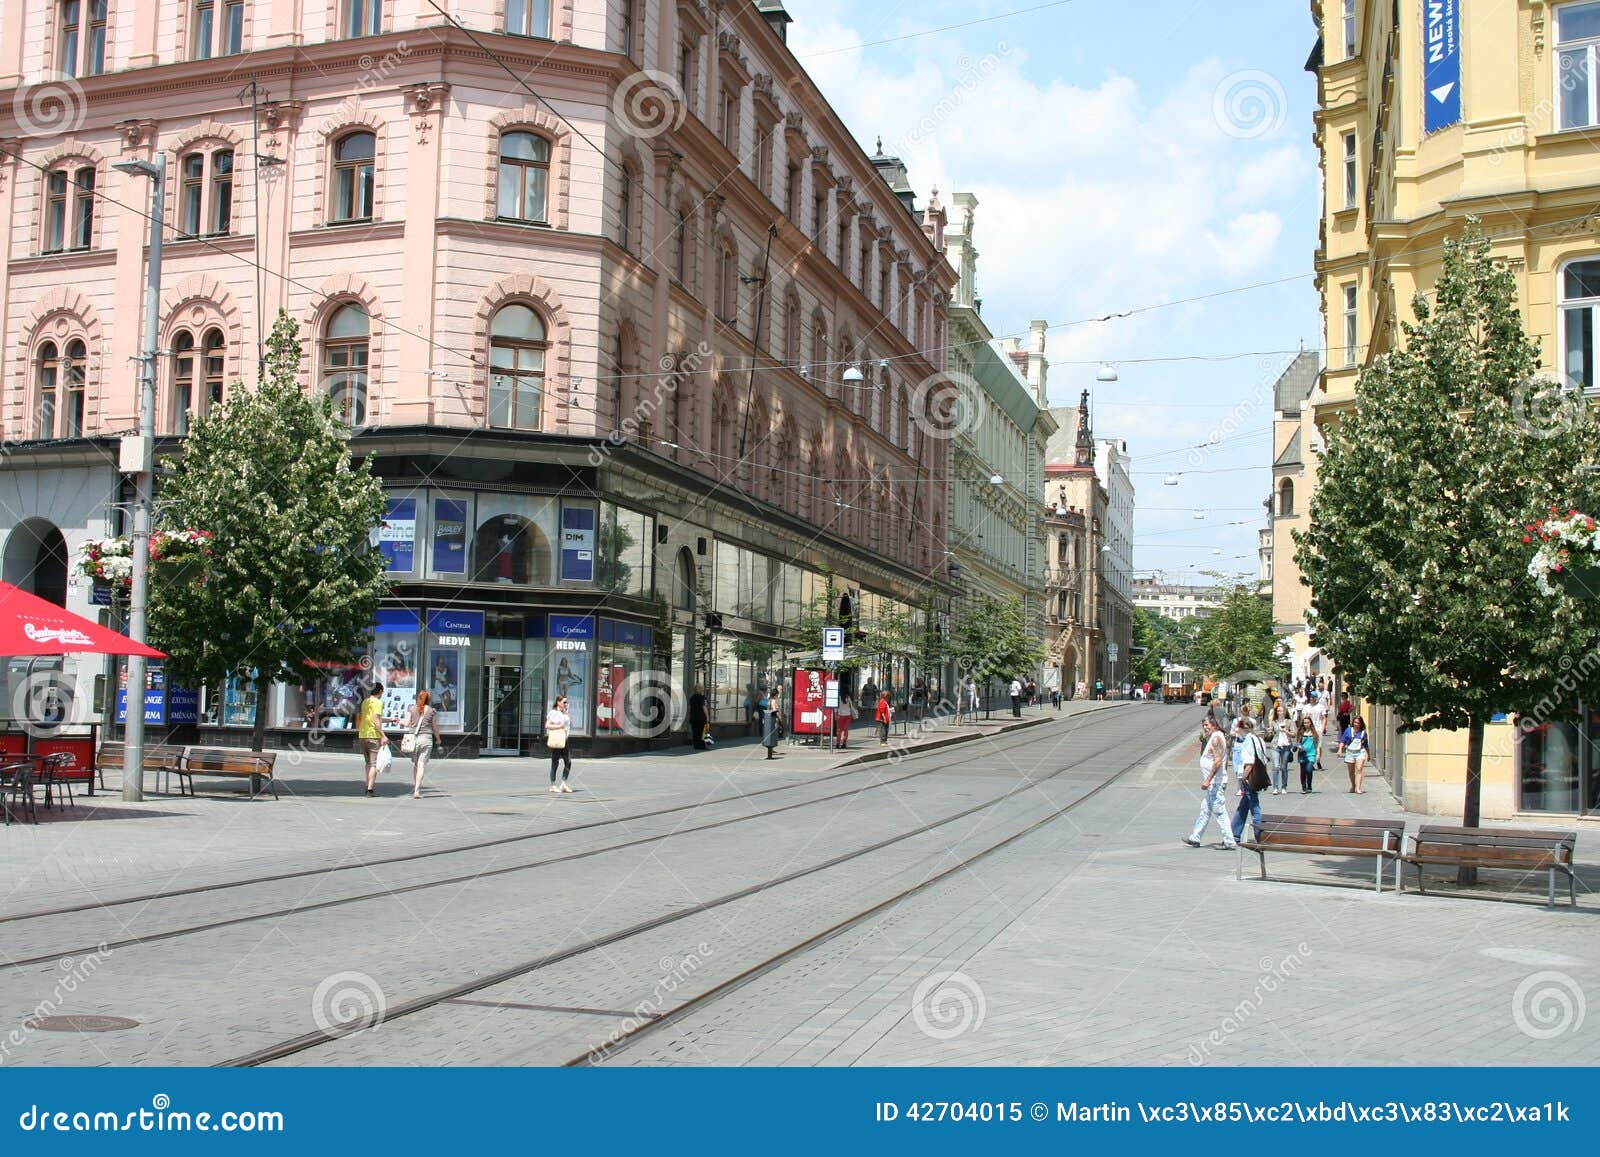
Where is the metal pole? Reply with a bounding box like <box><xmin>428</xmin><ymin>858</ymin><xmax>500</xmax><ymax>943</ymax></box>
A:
<box><xmin>123</xmin><ymin>153</ymin><xmax>165</xmax><ymax>802</ymax></box>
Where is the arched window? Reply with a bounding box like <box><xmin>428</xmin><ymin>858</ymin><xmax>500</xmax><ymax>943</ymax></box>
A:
<box><xmin>322</xmin><ymin>305</ymin><xmax>370</xmax><ymax>424</ymax></box>
<box><xmin>178</xmin><ymin>148</ymin><xmax>234</xmax><ymax>238</ymax></box>
<box><xmin>330</xmin><ymin>132</ymin><xmax>375</xmax><ymax>223</ymax></box>
<box><xmin>506</xmin><ymin>0</ymin><xmax>551</xmax><ymax>38</ymax></box>
<box><xmin>488</xmin><ymin>304</ymin><xmax>546</xmax><ymax>430</ymax></box>
<box><xmin>784</xmin><ymin>295</ymin><xmax>801</xmax><ymax>363</ymax></box>
<box><xmin>1278</xmin><ymin>478</ymin><xmax>1295</xmax><ymax>517</ymax></box>
<box><xmin>172</xmin><ymin>325</ymin><xmax>226</xmax><ymax>432</ymax></box>
<box><xmin>715</xmin><ymin>241</ymin><xmax>738</xmax><ymax>324</ymax></box>
<box><xmin>59</xmin><ymin>339</ymin><xmax>87</xmax><ymax>438</ymax></box>
<box><xmin>35</xmin><ymin>343</ymin><xmax>59</xmax><ymax>439</ymax></box>
<box><xmin>1560</xmin><ymin>258</ymin><xmax>1600</xmax><ymax>391</ymax></box>
<box><xmin>673</xmin><ymin>205</ymin><xmax>690</xmax><ymax>284</ymax></box>
<box><xmin>472</xmin><ymin>514</ymin><xmax>551</xmax><ymax>584</ymax></box>
<box><xmin>497</xmin><ymin>132</ymin><xmax>550</xmax><ymax>224</ymax></box>
<box><xmin>44</xmin><ymin>164</ymin><xmax>95</xmax><ymax>254</ymax></box>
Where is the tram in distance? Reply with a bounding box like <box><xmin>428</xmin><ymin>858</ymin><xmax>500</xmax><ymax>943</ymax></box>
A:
<box><xmin>1161</xmin><ymin>665</ymin><xmax>1196</xmax><ymax>704</ymax></box>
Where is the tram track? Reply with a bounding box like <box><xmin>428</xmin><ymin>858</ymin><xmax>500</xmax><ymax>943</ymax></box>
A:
<box><xmin>0</xmin><ymin>705</ymin><xmax>1140</xmax><ymax>972</ymax></box>
<box><xmin>226</xmin><ymin>706</ymin><xmax>1198</xmax><ymax>1067</ymax></box>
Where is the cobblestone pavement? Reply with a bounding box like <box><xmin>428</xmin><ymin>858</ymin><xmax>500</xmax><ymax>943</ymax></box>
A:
<box><xmin>0</xmin><ymin>702</ymin><xmax>1592</xmax><ymax>1068</ymax></box>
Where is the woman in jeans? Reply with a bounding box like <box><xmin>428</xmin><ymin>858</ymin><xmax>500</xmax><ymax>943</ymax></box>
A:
<box><xmin>545</xmin><ymin>695</ymin><xmax>573</xmax><ymax>793</ymax></box>
<box><xmin>834</xmin><ymin>693</ymin><xmax>855</xmax><ymax>749</ymax></box>
<box><xmin>1269</xmin><ymin>705</ymin><xmax>1294</xmax><ymax>796</ymax></box>
<box><xmin>1296</xmin><ymin>716</ymin><xmax>1319</xmax><ymax>793</ymax></box>
<box><xmin>403</xmin><ymin>689</ymin><xmax>442</xmax><ymax>800</ymax></box>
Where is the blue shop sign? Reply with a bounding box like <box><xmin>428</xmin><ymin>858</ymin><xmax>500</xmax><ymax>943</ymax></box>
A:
<box><xmin>525</xmin><ymin>614</ymin><xmax>547</xmax><ymax>639</ymax></box>
<box><xmin>115</xmin><ymin>690</ymin><xmax>166</xmax><ymax>726</ymax></box>
<box><xmin>426</xmin><ymin>609</ymin><xmax>484</xmax><ymax>639</ymax></box>
<box><xmin>560</xmin><ymin>504</ymin><xmax>597</xmax><ymax>582</ymax></box>
<box><xmin>375</xmin><ymin>608</ymin><xmax>422</xmax><ymax>633</ymax></box>
<box><xmin>167</xmin><ymin>686</ymin><xmax>200</xmax><ymax>724</ymax></box>
<box><xmin>548</xmin><ymin>614</ymin><xmax>595</xmax><ymax>642</ymax></box>
<box><xmin>1423</xmin><ymin>0</ymin><xmax>1461</xmax><ymax>134</ymax></box>
<box><xmin>599</xmin><ymin>619</ymin><xmax>652</xmax><ymax>649</ymax></box>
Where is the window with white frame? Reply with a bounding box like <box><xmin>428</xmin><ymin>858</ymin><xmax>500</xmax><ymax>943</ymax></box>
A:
<box><xmin>58</xmin><ymin>0</ymin><xmax>107</xmax><ymax>78</ymax></box>
<box><xmin>1557</xmin><ymin>2</ymin><xmax>1600</xmax><ymax>130</ymax></box>
<box><xmin>719</xmin><ymin>87</ymin><xmax>738</xmax><ymax>151</ymax></box>
<box><xmin>35</xmin><ymin>338</ymin><xmax>87</xmax><ymax>439</ymax></box>
<box><xmin>620</xmin><ymin>0</ymin><xmax>635</xmax><ymax>58</ymax></box>
<box><xmin>1342</xmin><ymin>132</ymin><xmax>1358</xmax><ymax>210</ymax></box>
<box><xmin>1342</xmin><ymin>0</ymin><xmax>1357</xmax><ymax>59</ymax></box>
<box><xmin>506</xmin><ymin>0</ymin><xmax>551</xmax><ymax>39</ymax></box>
<box><xmin>192</xmin><ymin>0</ymin><xmax>244</xmax><ymax>58</ymax></box>
<box><xmin>1560</xmin><ymin>257</ymin><xmax>1600</xmax><ymax>391</ymax></box>
<box><xmin>716</xmin><ymin>242</ymin><xmax>737</xmax><ymax>324</ymax></box>
<box><xmin>44</xmin><ymin>163</ymin><xmax>94</xmax><ymax>253</ymax></box>
<box><xmin>170</xmin><ymin>325</ymin><xmax>225</xmax><ymax>433</ymax></box>
<box><xmin>342</xmin><ymin>0</ymin><xmax>381</xmax><ymax>38</ymax></box>
<box><xmin>1343</xmin><ymin>283</ymin><xmax>1359</xmax><ymax>366</ymax></box>
<box><xmin>497</xmin><ymin>132</ymin><xmax>550</xmax><ymax>224</ymax></box>
<box><xmin>178</xmin><ymin>148</ymin><xmax>233</xmax><ymax>238</ymax></box>
<box><xmin>329</xmin><ymin>132</ymin><xmax>375</xmax><ymax>223</ymax></box>
<box><xmin>488</xmin><ymin>304</ymin><xmax>546</xmax><ymax>431</ymax></box>
<box><xmin>322</xmin><ymin>305</ymin><xmax>370</xmax><ymax>425</ymax></box>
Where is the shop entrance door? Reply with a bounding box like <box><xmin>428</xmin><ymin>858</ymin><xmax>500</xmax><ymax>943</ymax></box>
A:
<box><xmin>483</xmin><ymin>662</ymin><xmax>523</xmax><ymax>754</ymax></box>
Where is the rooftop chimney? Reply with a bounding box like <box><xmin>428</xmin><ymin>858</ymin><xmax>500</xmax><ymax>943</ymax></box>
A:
<box><xmin>755</xmin><ymin>1</ymin><xmax>793</xmax><ymax>44</ymax></box>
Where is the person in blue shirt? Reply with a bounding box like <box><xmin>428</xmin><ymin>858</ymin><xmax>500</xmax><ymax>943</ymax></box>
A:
<box><xmin>1339</xmin><ymin>715</ymin><xmax>1371</xmax><ymax>793</ymax></box>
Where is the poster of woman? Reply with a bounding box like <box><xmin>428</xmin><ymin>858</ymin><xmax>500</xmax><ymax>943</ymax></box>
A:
<box><xmin>550</xmin><ymin>651</ymin><xmax>590</xmax><ymax>735</ymax></box>
<box><xmin>429</xmin><ymin>650</ymin><xmax>462</xmax><ymax>728</ymax></box>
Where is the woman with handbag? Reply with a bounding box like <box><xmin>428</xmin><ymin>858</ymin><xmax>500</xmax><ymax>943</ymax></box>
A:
<box><xmin>545</xmin><ymin>695</ymin><xmax>573</xmax><ymax>793</ymax></box>
<box><xmin>1339</xmin><ymin>715</ymin><xmax>1371</xmax><ymax>793</ymax></box>
<box><xmin>402</xmin><ymin>689</ymin><xmax>442</xmax><ymax>800</ymax></box>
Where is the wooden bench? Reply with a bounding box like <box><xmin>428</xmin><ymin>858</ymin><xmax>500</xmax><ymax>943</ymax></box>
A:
<box><xmin>168</xmin><ymin>748</ymin><xmax>278</xmax><ymax>800</ymax></box>
<box><xmin>97</xmin><ymin>741</ymin><xmax>187</xmax><ymax>795</ymax></box>
<box><xmin>1238</xmin><ymin>815</ymin><xmax>1407</xmax><ymax>893</ymax></box>
<box><xmin>1401</xmin><ymin>825</ymin><xmax>1578</xmax><ymax>907</ymax></box>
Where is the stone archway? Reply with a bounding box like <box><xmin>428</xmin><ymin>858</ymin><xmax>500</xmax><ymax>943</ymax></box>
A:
<box><xmin>2</xmin><ymin>518</ymin><xmax>69</xmax><ymax>607</ymax></box>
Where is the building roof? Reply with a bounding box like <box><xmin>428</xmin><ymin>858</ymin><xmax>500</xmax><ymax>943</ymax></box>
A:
<box><xmin>1273</xmin><ymin>351</ymin><xmax>1320</xmax><ymax>416</ymax></box>
<box><xmin>973</xmin><ymin>340</ymin><xmax>1045</xmax><ymax>433</ymax></box>
<box><xmin>1045</xmin><ymin>401</ymin><xmax>1092</xmax><ymax>469</ymax></box>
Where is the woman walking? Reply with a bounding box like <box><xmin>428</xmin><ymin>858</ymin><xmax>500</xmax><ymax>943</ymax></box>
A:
<box><xmin>1230</xmin><ymin>716</ymin><xmax>1270</xmax><ymax>845</ymax></box>
<box><xmin>1296</xmin><ymin>716</ymin><xmax>1319</xmax><ymax>793</ymax></box>
<box><xmin>402</xmin><ymin>689</ymin><xmax>441</xmax><ymax>799</ymax></box>
<box><xmin>1183</xmin><ymin>715</ymin><xmax>1237</xmax><ymax>849</ymax></box>
<box><xmin>761</xmin><ymin>688</ymin><xmax>781</xmax><ymax>760</ymax></box>
<box><xmin>1339</xmin><ymin>715</ymin><xmax>1371</xmax><ymax>793</ymax></box>
<box><xmin>1269</xmin><ymin>705</ymin><xmax>1294</xmax><ymax>796</ymax></box>
<box><xmin>545</xmin><ymin>695</ymin><xmax>573</xmax><ymax>793</ymax></box>
<box><xmin>834</xmin><ymin>692</ymin><xmax>855</xmax><ymax>749</ymax></box>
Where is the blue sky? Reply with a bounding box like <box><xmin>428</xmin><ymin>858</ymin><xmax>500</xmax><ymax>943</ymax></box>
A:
<box><xmin>786</xmin><ymin>0</ymin><xmax>1325</xmax><ymax>583</ymax></box>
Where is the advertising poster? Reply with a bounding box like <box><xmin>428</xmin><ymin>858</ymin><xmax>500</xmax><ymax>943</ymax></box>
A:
<box><xmin>791</xmin><ymin>669</ymin><xmax>829</xmax><ymax>735</ymax></box>
<box><xmin>560</xmin><ymin>504</ymin><xmax>597</xmax><ymax>582</ymax></box>
<box><xmin>427</xmin><ymin>649</ymin><xmax>462</xmax><ymax>728</ymax></box>
<box><xmin>549</xmin><ymin>650</ymin><xmax>590</xmax><ymax>735</ymax></box>
<box><xmin>432</xmin><ymin>498</ymin><xmax>468</xmax><ymax>575</ymax></box>
<box><xmin>595</xmin><ymin>663</ymin><xmax>627</xmax><ymax>731</ymax></box>
<box><xmin>1422</xmin><ymin>0</ymin><xmax>1461</xmax><ymax>134</ymax></box>
<box><xmin>167</xmin><ymin>686</ymin><xmax>200</xmax><ymax>724</ymax></box>
<box><xmin>380</xmin><ymin>497</ymin><xmax>417</xmax><ymax>574</ymax></box>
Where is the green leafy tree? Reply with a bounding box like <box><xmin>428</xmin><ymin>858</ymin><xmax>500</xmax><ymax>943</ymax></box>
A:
<box><xmin>150</xmin><ymin>310</ymin><xmax>390</xmax><ymax>750</ymax></box>
<box><xmin>1192</xmin><ymin>582</ymin><xmax>1280</xmax><ymax>681</ymax></box>
<box><xmin>950</xmin><ymin>595</ymin><xmax>1046</xmax><ymax>686</ymax></box>
<box><xmin>1296</xmin><ymin>223</ymin><xmax>1600</xmax><ymax>853</ymax></box>
<box><xmin>1130</xmin><ymin>608</ymin><xmax>1163</xmax><ymax>686</ymax></box>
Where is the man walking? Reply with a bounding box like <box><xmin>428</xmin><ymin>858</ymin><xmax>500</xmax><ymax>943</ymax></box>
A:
<box><xmin>1009</xmin><ymin>676</ymin><xmax>1023</xmax><ymax>717</ymax></box>
<box><xmin>358</xmin><ymin>682</ymin><xmax>385</xmax><ymax>797</ymax></box>
<box><xmin>1230</xmin><ymin>715</ymin><xmax>1270</xmax><ymax>843</ymax></box>
<box><xmin>1184</xmin><ymin>715</ymin><xmax>1236</xmax><ymax>849</ymax></box>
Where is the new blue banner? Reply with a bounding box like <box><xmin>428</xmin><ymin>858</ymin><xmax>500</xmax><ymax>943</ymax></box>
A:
<box><xmin>561</xmin><ymin>503</ymin><xmax>596</xmax><ymax>582</ymax></box>
<box><xmin>431</xmin><ymin>498</ymin><xmax>468</xmax><ymax>575</ymax></box>
<box><xmin>379</xmin><ymin>497</ymin><xmax>417</xmax><ymax>574</ymax></box>
<box><xmin>0</xmin><ymin>1069</ymin><xmax>1588</xmax><ymax>1154</ymax></box>
<box><xmin>1423</xmin><ymin>0</ymin><xmax>1461</xmax><ymax>134</ymax></box>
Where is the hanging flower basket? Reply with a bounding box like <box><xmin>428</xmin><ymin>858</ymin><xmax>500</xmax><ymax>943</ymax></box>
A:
<box><xmin>76</xmin><ymin>531</ymin><xmax>214</xmax><ymax>589</ymax></box>
<box><xmin>1525</xmin><ymin>508</ymin><xmax>1600</xmax><ymax>597</ymax></box>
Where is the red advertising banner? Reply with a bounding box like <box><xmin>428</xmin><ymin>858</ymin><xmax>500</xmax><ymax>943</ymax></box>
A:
<box><xmin>595</xmin><ymin>664</ymin><xmax>627</xmax><ymax>731</ymax></box>
<box><xmin>32</xmin><ymin>736</ymin><xmax>96</xmax><ymax>774</ymax></box>
<box><xmin>791</xmin><ymin>669</ymin><xmax>830</xmax><ymax>735</ymax></box>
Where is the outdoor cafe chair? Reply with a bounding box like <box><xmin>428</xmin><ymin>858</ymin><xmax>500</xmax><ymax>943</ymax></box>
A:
<box><xmin>1</xmin><ymin>761</ymin><xmax>38</xmax><ymax>825</ymax></box>
<box><xmin>36</xmin><ymin>752</ymin><xmax>76</xmax><ymax>810</ymax></box>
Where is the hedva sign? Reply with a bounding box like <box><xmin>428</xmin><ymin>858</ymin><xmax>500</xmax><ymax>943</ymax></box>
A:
<box><xmin>1423</xmin><ymin>0</ymin><xmax>1461</xmax><ymax>134</ymax></box>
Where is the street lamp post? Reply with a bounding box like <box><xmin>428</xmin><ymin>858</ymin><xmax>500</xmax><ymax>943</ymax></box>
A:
<box><xmin>112</xmin><ymin>153</ymin><xmax>166</xmax><ymax>802</ymax></box>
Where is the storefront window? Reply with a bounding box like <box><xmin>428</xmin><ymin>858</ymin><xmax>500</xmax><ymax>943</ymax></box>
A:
<box><xmin>426</xmin><ymin>608</ymin><xmax>484</xmax><ymax>732</ymax></box>
<box><xmin>304</xmin><ymin>662</ymin><xmax>368</xmax><ymax>730</ymax></box>
<box><xmin>472</xmin><ymin>496</ymin><xmax>556</xmax><ymax>585</ymax></box>
<box><xmin>373</xmin><ymin>610</ymin><xmax>421</xmax><ymax>726</ymax></box>
<box><xmin>559</xmin><ymin>501</ymin><xmax>598</xmax><ymax>583</ymax></box>
<box><xmin>598</xmin><ymin>503</ymin><xmax>652</xmax><ymax>597</ymax></box>
<box><xmin>547</xmin><ymin>614</ymin><xmax>595</xmax><ymax>734</ymax></box>
<box><xmin>379</xmin><ymin>493</ymin><xmax>421</xmax><ymax>576</ymax></box>
<box><xmin>430</xmin><ymin>493</ymin><xmax>473</xmax><ymax>578</ymax></box>
<box><xmin>1520</xmin><ymin>711</ymin><xmax>1582</xmax><ymax>812</ymax></box>
<box><xmin>596</xmin><ymin>620</ymin><xmax>655</xmax><ymax>735</ymax></box>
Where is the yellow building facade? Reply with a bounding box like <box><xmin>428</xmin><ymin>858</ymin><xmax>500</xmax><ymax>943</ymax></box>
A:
<box><xmin>1308</xmin><ymin>0</ymin><xmax>1600</xmax><ymax>817</ymax></box>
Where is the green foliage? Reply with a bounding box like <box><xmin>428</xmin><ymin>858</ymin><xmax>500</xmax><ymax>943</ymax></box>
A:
<box><xmin>149</xmin><ymin>311</ymin><xmax>390</xmax><ymax>741</ymax></box>
<box><xmin>1192</xmin><ymin>583</ymin><xmax>1280</xmax><ymax>680</ymax></box>
<box><xmin>1130</xmin><ymin>608</ymin><xmax>1163</xmax><ymax>685</ymax></box>
<box><xmin>949</xmin><ymin>595</ymin><xmax>1046</xmax><ymax>682</ymax></box>
<box><xmin>1295</xmin><ymin>223</ymin><xmax>1600</xmax><ymax>823</ymax></box>
<box><xmin>596</xmin><ymin>513</ymin><xmax>635</xmax><ymax>594</ymax></box>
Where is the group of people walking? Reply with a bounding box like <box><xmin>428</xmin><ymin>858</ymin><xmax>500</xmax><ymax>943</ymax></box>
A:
<box><xmin>1183</xmin><ymin>682</ymin><xmax>1374</xmax><ymax>849</ymax></box>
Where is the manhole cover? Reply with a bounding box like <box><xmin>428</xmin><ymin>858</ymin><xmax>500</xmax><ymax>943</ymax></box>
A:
<box><xmin>25</xmin><ymin>1015</ymin><xmax>140</xmax><ymax>1033</ymax></box>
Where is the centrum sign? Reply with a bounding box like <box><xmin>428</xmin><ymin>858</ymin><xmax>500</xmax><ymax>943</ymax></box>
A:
<box><xmin>1423</xmin><ymin>0</ymin><xmax>1461</xmax><ymax>134</ymax></box>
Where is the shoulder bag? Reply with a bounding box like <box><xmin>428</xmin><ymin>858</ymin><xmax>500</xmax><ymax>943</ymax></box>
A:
<box><xmin>547</xmin><ymin>724</ymin><xmax>569</xmax><ymax>750</ymax></box>
<box><xmin>400</xmin><ymin>710</ymin><xmax>422</xmax><ymax>755</ymax></box>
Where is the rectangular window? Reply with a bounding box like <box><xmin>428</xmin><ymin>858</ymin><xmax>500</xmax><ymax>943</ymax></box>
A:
<box><xmin>343</xmin><ymin>0</ymin><xmax>381</xmax><ymax>38</ymax></box>
<box><xmin>754</xmin><ymin>125</ymin><xmax>772</xmax><ymax>195</ymax></box>
<box><xmin>211</xmin><ymin>150</ymin><xmax>234</xmax><ymax>234</ymax></box>
<box><xmin>59</xmin><ymin>0</ymin><xmax>81</xmax><ymax>76</ymax></box>
<box><xmin>785</xmin><ymin>163</ymin><xmax>801</xmax><ymax>222</ymax></box>
<box><xmin>678</xmin><ymin>41</ymin><xmax>696</xmax><ymax>115</ymax></box>
<box><xmin>224</xmin><ymin>0</ymin><xmax>244</xmax><ymax>52</ymax></box>
<box><xmin>673</xmin><ymin>208</ymin><xmax>688</xmax><ymax>283</ymax></box>
<box><xmin>812</xmin><ymin>187</ymin><xmax>827</xmax><ymax>244</ymax></box>
<box><xmin>1342</xmin><ymin>0</ymin><xmax>1356</xmax><ymax>59</ymax></box>
<box><xmin>1558</xmin><ymin>2</ymin><xmax>1600</xmax><ymax>129</ymax></box>
<box><xmin>506</xmin><ymin>0</ymin><xmax>551</xmax><ymax>38</ymax></box>
<box><xmin>71</xmin><ymin>168</ymin><xmax>94</xmax><ymax>249</ymax></box>
<box><xmin>720</xmin><ymin>87</ymin><xmax>737</xmax><ymax>151</ymax></box>
<box><xmin>1342</xmin><ymin>132</ymin><xmax>1358</xmax><ymax>209</ymax></box>
<box><xmin>58</xmin><ymin>0</ymin><xmax>106</xmax><ymax>76</ymax></box>
<box><xmin>620</xmin><ymin>0</ymin><xmax>634</xmax><ymax>57</ymax></box>
<box><xmin>45</xmin><ymin>170</ymin><xmax>68</xmax><ymax>253</ymax></box>
<box><xmin>1343</xmin><ymin>283</ymin><xmax>1359</xmax><ymax>366</ymax></box>
<box><xmin>193</xmin><ymin>0</ymin><xmax>215</xmax><ymax>59</ymax></box>
<box><xmin>86</xmin><ymin>0</ymin><xmax>106</xmax><ymax>74</ymax></box>
<box><xmin>180</xmin><ymin>153</ymin><xmax>204</xmax><ymax>236</ymax></box>
<box><xmin>618</xmin><ymin>170</ymin><xmax>632</xmax><ymax>251</ymax></box>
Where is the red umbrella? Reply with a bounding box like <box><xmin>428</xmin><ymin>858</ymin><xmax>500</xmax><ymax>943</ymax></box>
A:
<box><xmin>0</xmin><ymin>581</ymin><xmax>165</xmax><ymax>658</ymax></box>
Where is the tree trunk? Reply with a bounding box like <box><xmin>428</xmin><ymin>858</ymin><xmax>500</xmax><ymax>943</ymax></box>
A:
<box><xmin>251</xmin><ymin>679</ymin><xmax>271</xmax><ymax>753</ymax></box>
<box><xmin>1458</xmin><ymin>715</ymin><xmax>1484</xmax><ymax>886</ymax></box>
